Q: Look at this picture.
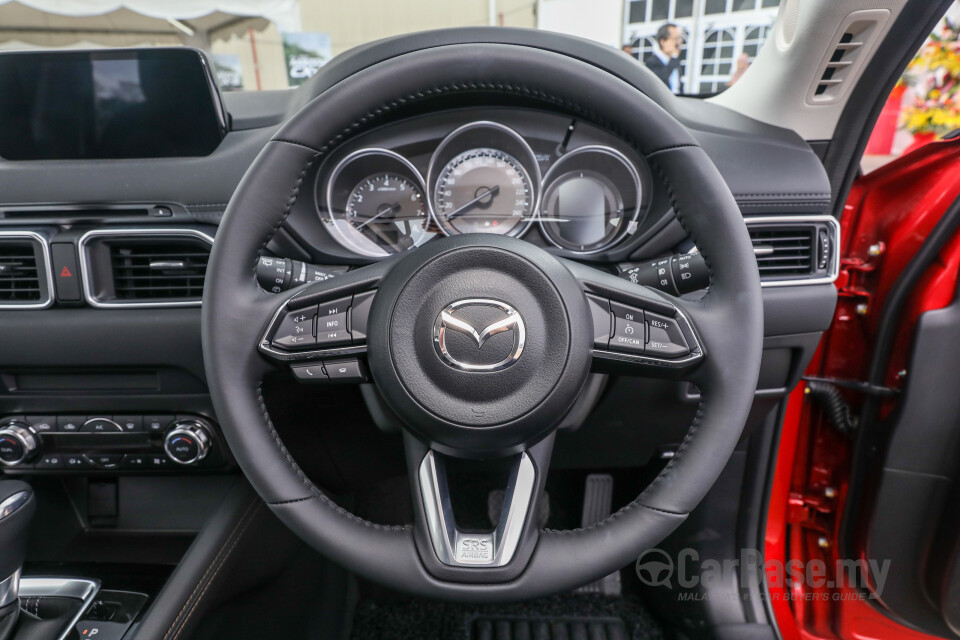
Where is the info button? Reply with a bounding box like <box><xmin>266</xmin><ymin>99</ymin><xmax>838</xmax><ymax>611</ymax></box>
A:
<box><xmin>610</xmin><ymin>316</ymin><xmax>646</xmax><ymax>355</ymax></box>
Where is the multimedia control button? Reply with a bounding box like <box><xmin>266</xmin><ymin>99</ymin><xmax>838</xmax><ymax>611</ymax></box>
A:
<box><xmin>58</xmin><ymin>416</ymin><xmax>84</xmax><ymax>432</ymax></box>
<box><xmin>81</xmin><ymin>418</ymin><xmax>123</xmax><ymax>433</ymax></box>
<box><xmin>144</xmin><ymin>415</ymin><xmax>174</xmax><ymax>433</ymax></box>
<box><xmin>25</xmin><ymin>416</ymin><xmax>56</xmax><ymax>433</ymax></box>
<box><xmin>316</xmin><ymin>329</ymin><xmax>352</xmax><ymax>347</ymax></box>
<box><xmin>317</xmin><ymin>296</ymin><xmax>351</xmax><ymax>318</ymax></box>
<box><xmin>610</xmin><ymin>315</ymin><xmax>646</xmax><ymax>354</ymax></box>
<box><xmin>317</xmin><ymin>312</ymin><xmax>347</xmax><ymax>333</ymax></box>
<box><xmin>324</xmin><ymin>359</ymin><xmax>366</xmax><ymax>383</ymax></box>
<box><xmin>272</xmin><ymin>308</ymin><xmax>317</xmax><ymax>350</ymax></box>
<box><xmin>65</xmin><ymin>455</ymin><xmax>94</xmax><ymax>470</ymax></box>
<box><xmin>291</xmin><ymin>364</ymin><xmax>328</xmax><ymax>382</ymax></box>
<box><xmin>35</xmin><ymin>454</ymin><xmax>65</xmax><ymax>470</ymax></box>
<box><xmin>85</xmin><ymin>454</ymin><xmax>123</xmax><ymax>470</ymax></box>
<box><xmin>645</xmin><ymin>312</ymin><xmax>690</xmax><ymax>357</ymax></box>
<box><xmin>113</xmin><ymin>416</ymin><xmax>143</xmax><ymax>433</ymax></box>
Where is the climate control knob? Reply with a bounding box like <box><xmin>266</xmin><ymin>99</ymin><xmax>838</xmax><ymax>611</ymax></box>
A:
<box><xmin>0</xmin><ymin>423</ymin><xmax>38</xmax><ymax>467</ymax></box>
<box><xmin>163</xmin><ymin>421</ymin><xmax>211</xmax><ymax>465</ymax></box>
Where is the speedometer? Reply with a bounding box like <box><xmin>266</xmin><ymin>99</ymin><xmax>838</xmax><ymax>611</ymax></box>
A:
<box><xmin>433</xmin><ymin>148</ymin><xmax>535</xmax><ymax>236</ymax></box>
<box><xmin>427</xmin><ymin>121</ymin><xmax>541</xmax><ymax>238</ymax></box>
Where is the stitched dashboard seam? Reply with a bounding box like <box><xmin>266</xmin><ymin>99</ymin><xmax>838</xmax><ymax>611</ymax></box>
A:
<box><xmin>162</xmin><ymin>496</ymin><xmax>260</xmax><ymax>640</ymax></box>
<box><xmin>168</xmin><ymin>499</ymin><xmax>263</xmax><ymax>640</ymax></box>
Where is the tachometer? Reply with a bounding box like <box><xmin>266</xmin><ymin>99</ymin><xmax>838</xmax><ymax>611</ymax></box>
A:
<box><xmin>323</xmin><ymin>149</ymin><xmax>435</xmax><ymax>257</ymax></box>
<box><xmin>427</xmin><ymin>122</ymin><xmax>541</xmax><ymax>237</ymax></box>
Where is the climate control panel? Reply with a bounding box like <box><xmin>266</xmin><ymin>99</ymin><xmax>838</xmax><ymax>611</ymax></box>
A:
<box><xmin>0</xmin><ymin>414</ymin><xmax>225</xmax><ymax>473</ymax></box>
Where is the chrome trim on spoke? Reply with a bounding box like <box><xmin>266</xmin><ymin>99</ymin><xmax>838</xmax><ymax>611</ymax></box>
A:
<box><xmin>418</xmin><ymin>450</ymin><xmax>536</xmax><ymax>567</ymax></box>
<box><xmin>0</xmin><ymin>490</ymin><xmax>30</xmax><ymax>519</ymax></box>
<box><xmin>0</xmin><ymin>569</ymin><xmax>20</xmax><ymax>608</ymax></box>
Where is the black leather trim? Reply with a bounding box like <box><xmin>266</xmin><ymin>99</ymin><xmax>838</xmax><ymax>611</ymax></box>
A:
<box><xmin>203</xmin><ymin>41</ymin><xmax>762</xmax><ymax>600</ymax></box>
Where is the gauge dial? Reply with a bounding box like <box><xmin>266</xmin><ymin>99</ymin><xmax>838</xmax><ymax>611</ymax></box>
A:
<box><xmin>323</xmin><ymin>149</ymin><xmax>435</xmax><ymax>257</ymax></box>
<box><xmin>539</xmin><ymin>146</ymin><xmax>643</xmax><ymax>254</ymax></box>
<box><xmin>433</xmin><ymin>149</ymin><xmax>535</xmax><ymax>236</ymax></box>
<box><xmin>427</xmin><ymin>121</ymin><xmax>541</xmax><ymax>238</ymax></box>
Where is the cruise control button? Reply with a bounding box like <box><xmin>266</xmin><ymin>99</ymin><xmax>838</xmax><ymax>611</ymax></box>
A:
<box><xmin>324</xmin><ymin>359</ymin><xmax>366</xmax><ymax>382</ymax></box>
<box><xmin>272</xmin><ymin>308</ymin><xmax>317</xmax><ymax>350</ymax></box>
<box><xmin>645</xmin><ymin>312</ymin><xmax>690</xmax><ymax>357</ymax></box>
<box><xmin>25</xmin><ymin>416</ymin><xmax>56</xmax><ymax>433</ymax></box>
<box><xmin>610</xmin><ymin>302</ymin><xmax>643</xmax><ymax>323</ymax></box>
<box><xmin>317</xmin><ymin>296</ymin><xmax>351</xmax><ymax>318</ymax></box>
<box><xmin>317</xmin><ymin>312</ymin><xmax>347</xmax><ymax>333</ymax></box>
<box><xmin>58</xmin><ymin>416</ymin><xmax>84</xmax><ymax>432</ymax></box>
<box><xmin>291</xmin><ymin>364</ymin><xmax>328</xmax><ymax>382</ymax></box>
<box><xmin>81</xmin><ymin>418</ymin><xmax>123</xmax><ymax>433</ymax></box>
<box><xmin>610</xmin><ymin>316</ymin><xmax>645</xmax><ymax>354</ymax></box>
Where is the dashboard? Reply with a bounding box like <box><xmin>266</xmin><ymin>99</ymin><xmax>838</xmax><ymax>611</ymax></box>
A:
<box><xmin>0</xmin><ymin>29</ymin><xmax>840</xmax><ymax>489</ymax></box>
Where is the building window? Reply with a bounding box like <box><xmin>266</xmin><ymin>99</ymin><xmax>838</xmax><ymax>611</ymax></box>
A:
<box><xmin>627</xmin><ymin>35</ymin><xmax>659</xmax><ymax>61</ymax></box>
<box><xmin>761</xmin><ymin>0</ymin><xmax>780</xmax><ymax>6</ymax></box>
<box><xmin>742</xmin><ymin>25</ymin><xmax>772</xmax><ymax>59</ymax></box>
<box><xmin>699</xmin><ymin>28</ymin><xmax>736</xmax><ymax>93</ymax></box>
<box><xmin>651</xmin><ymin>0</ymin><xmax>669</xmax><ymax>21</ymax></box>
<box><xmin>675</xmin><ymin>0</ymin><xmax>694</xmax><ymax>18</ymax></box>
<box><xmin>732</xmin><ymin>0</ymin><xmax>757</xmax><ymax>9</ymax></box>
<box><xmin>629</xmin><ymin>0</ymin><xmax>647</xmax><ymax>23</ymax></box>
<box><xmin>705</xmin><ymin>0</ymin><xmax>727</xmax><ymax>14</ymax></box>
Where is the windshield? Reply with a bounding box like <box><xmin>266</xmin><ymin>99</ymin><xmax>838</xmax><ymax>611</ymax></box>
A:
<box><xmin>0</xmin><ymin>0</ymin><xmax>781</xmax><ymax>97</ymax></box>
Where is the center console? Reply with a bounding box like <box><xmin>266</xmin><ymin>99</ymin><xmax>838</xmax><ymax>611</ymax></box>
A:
<box><xmin>0</xmin><ymin>415</ymin><xmax>226</xmax><ymax>472</ymax></box>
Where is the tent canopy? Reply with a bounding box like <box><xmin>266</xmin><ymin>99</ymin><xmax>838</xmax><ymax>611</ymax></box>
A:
<box><xmin>0</xmin><ymin>0</ymin><xmax>300</xmax><ymax>48</ymax></box>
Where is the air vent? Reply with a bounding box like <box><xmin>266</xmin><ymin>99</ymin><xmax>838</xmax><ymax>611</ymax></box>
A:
<box><xmin>746</xmin><ymin>217</ymin><xmax>839</xmax><ymax>286</ymax></box>
<box><xmin>79</xmin><ymin>230</ymin><xmax>213</xmax><ymax>308</ymax></box>
<box><xmin>808</xmin><ymin>10</ymin><xmax>889</xmax><ymax>105</ymax></box>
<box><xmin>0</xmin><ymin>233</ymin><xmax>52</xmax><ymax>308</ymax></box>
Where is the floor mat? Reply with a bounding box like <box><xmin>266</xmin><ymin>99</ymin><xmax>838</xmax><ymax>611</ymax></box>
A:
<box><xmin>349</xmin><ymin>593</ymin><xmax>666</xmax><ymax>640</ymax></box>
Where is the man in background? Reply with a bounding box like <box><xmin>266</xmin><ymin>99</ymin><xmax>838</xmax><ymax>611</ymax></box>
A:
<box><xmin>645</xmin><ymin>23</ymin><xmax>684</xmax><ymax>94</ymax></box>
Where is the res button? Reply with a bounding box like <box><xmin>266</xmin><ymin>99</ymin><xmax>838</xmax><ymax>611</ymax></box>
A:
<box><xmin>645</xmin><ymin>312</ymin><xmax>690</xmax><ymax>357</ymax></box>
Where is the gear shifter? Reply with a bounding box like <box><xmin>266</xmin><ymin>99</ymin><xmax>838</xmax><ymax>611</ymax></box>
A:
<box><xmin>0</xmin><ymin>481</ymin><xmax>35</xmax><ymax>640</ymax></box>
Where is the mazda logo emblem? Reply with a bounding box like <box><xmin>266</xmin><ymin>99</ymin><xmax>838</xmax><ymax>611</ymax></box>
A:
<box><xmin>433</xmin><ymin>299</ymin><xmax>525</xmax><ymax>371</ymax></box>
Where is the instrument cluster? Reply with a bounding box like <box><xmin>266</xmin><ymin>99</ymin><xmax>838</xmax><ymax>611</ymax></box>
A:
<box><xmin>315</xmin><ymin>110</ymin><xmax>653</xmax><ymax>259</ymax></box>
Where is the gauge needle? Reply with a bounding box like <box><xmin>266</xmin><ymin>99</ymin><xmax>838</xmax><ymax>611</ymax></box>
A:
<box><xmin>356</xmin><ymin>202</ymin><xmax>402</xmax><ymax>230</ymax></box>
<box><xmin>445</xmin><ymin>185</ymin><xmax>500</xmax><ymax>220</ymax></box>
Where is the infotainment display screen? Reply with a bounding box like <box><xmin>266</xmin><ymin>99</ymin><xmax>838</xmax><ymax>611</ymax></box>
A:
<box><xmin>0</xmin><ymin>48</ymin><xmax>226</xmax><ymax>160</ymax></box>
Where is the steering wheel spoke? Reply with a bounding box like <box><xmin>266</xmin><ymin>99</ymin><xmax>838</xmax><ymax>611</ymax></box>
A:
<box><xmin>404</xmin><ymin>432</ymin><xmax>553</xmax><ymax>579</ymax></box>
<box><xmin>256</xmin><ymin>259</ymin><xmax>394</xmax><ymax>374</ymax></box>
<box><xmin>562</xmin><ymin>258</ymin><xmax>706</xmax><ymax>379</ymax></box>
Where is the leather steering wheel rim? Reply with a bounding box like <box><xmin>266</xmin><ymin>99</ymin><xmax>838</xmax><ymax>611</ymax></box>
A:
<box><xmin>202</xmin><ymin>42</ymin><xmax>763</xmax><ymax>601</ymax></box>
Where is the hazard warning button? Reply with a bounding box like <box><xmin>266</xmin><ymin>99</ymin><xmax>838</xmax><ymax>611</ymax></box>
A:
<box><xmin>51</xmin><ymin>243</ymin><xmax>82</xmax><ymax>302</ymax></box>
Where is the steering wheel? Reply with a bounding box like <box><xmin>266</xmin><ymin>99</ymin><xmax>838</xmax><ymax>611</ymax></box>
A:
<box><xmin>202</xmin><ymin>42</ymin><xmax>763</xmax><ymax>601</ymax></box>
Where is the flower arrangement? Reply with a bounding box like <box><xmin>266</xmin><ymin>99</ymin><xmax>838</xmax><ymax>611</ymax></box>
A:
<box><xmin>901</xmin><ymin>16</ymin><xmax>960</xmax><ymax>136</ymax></box>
